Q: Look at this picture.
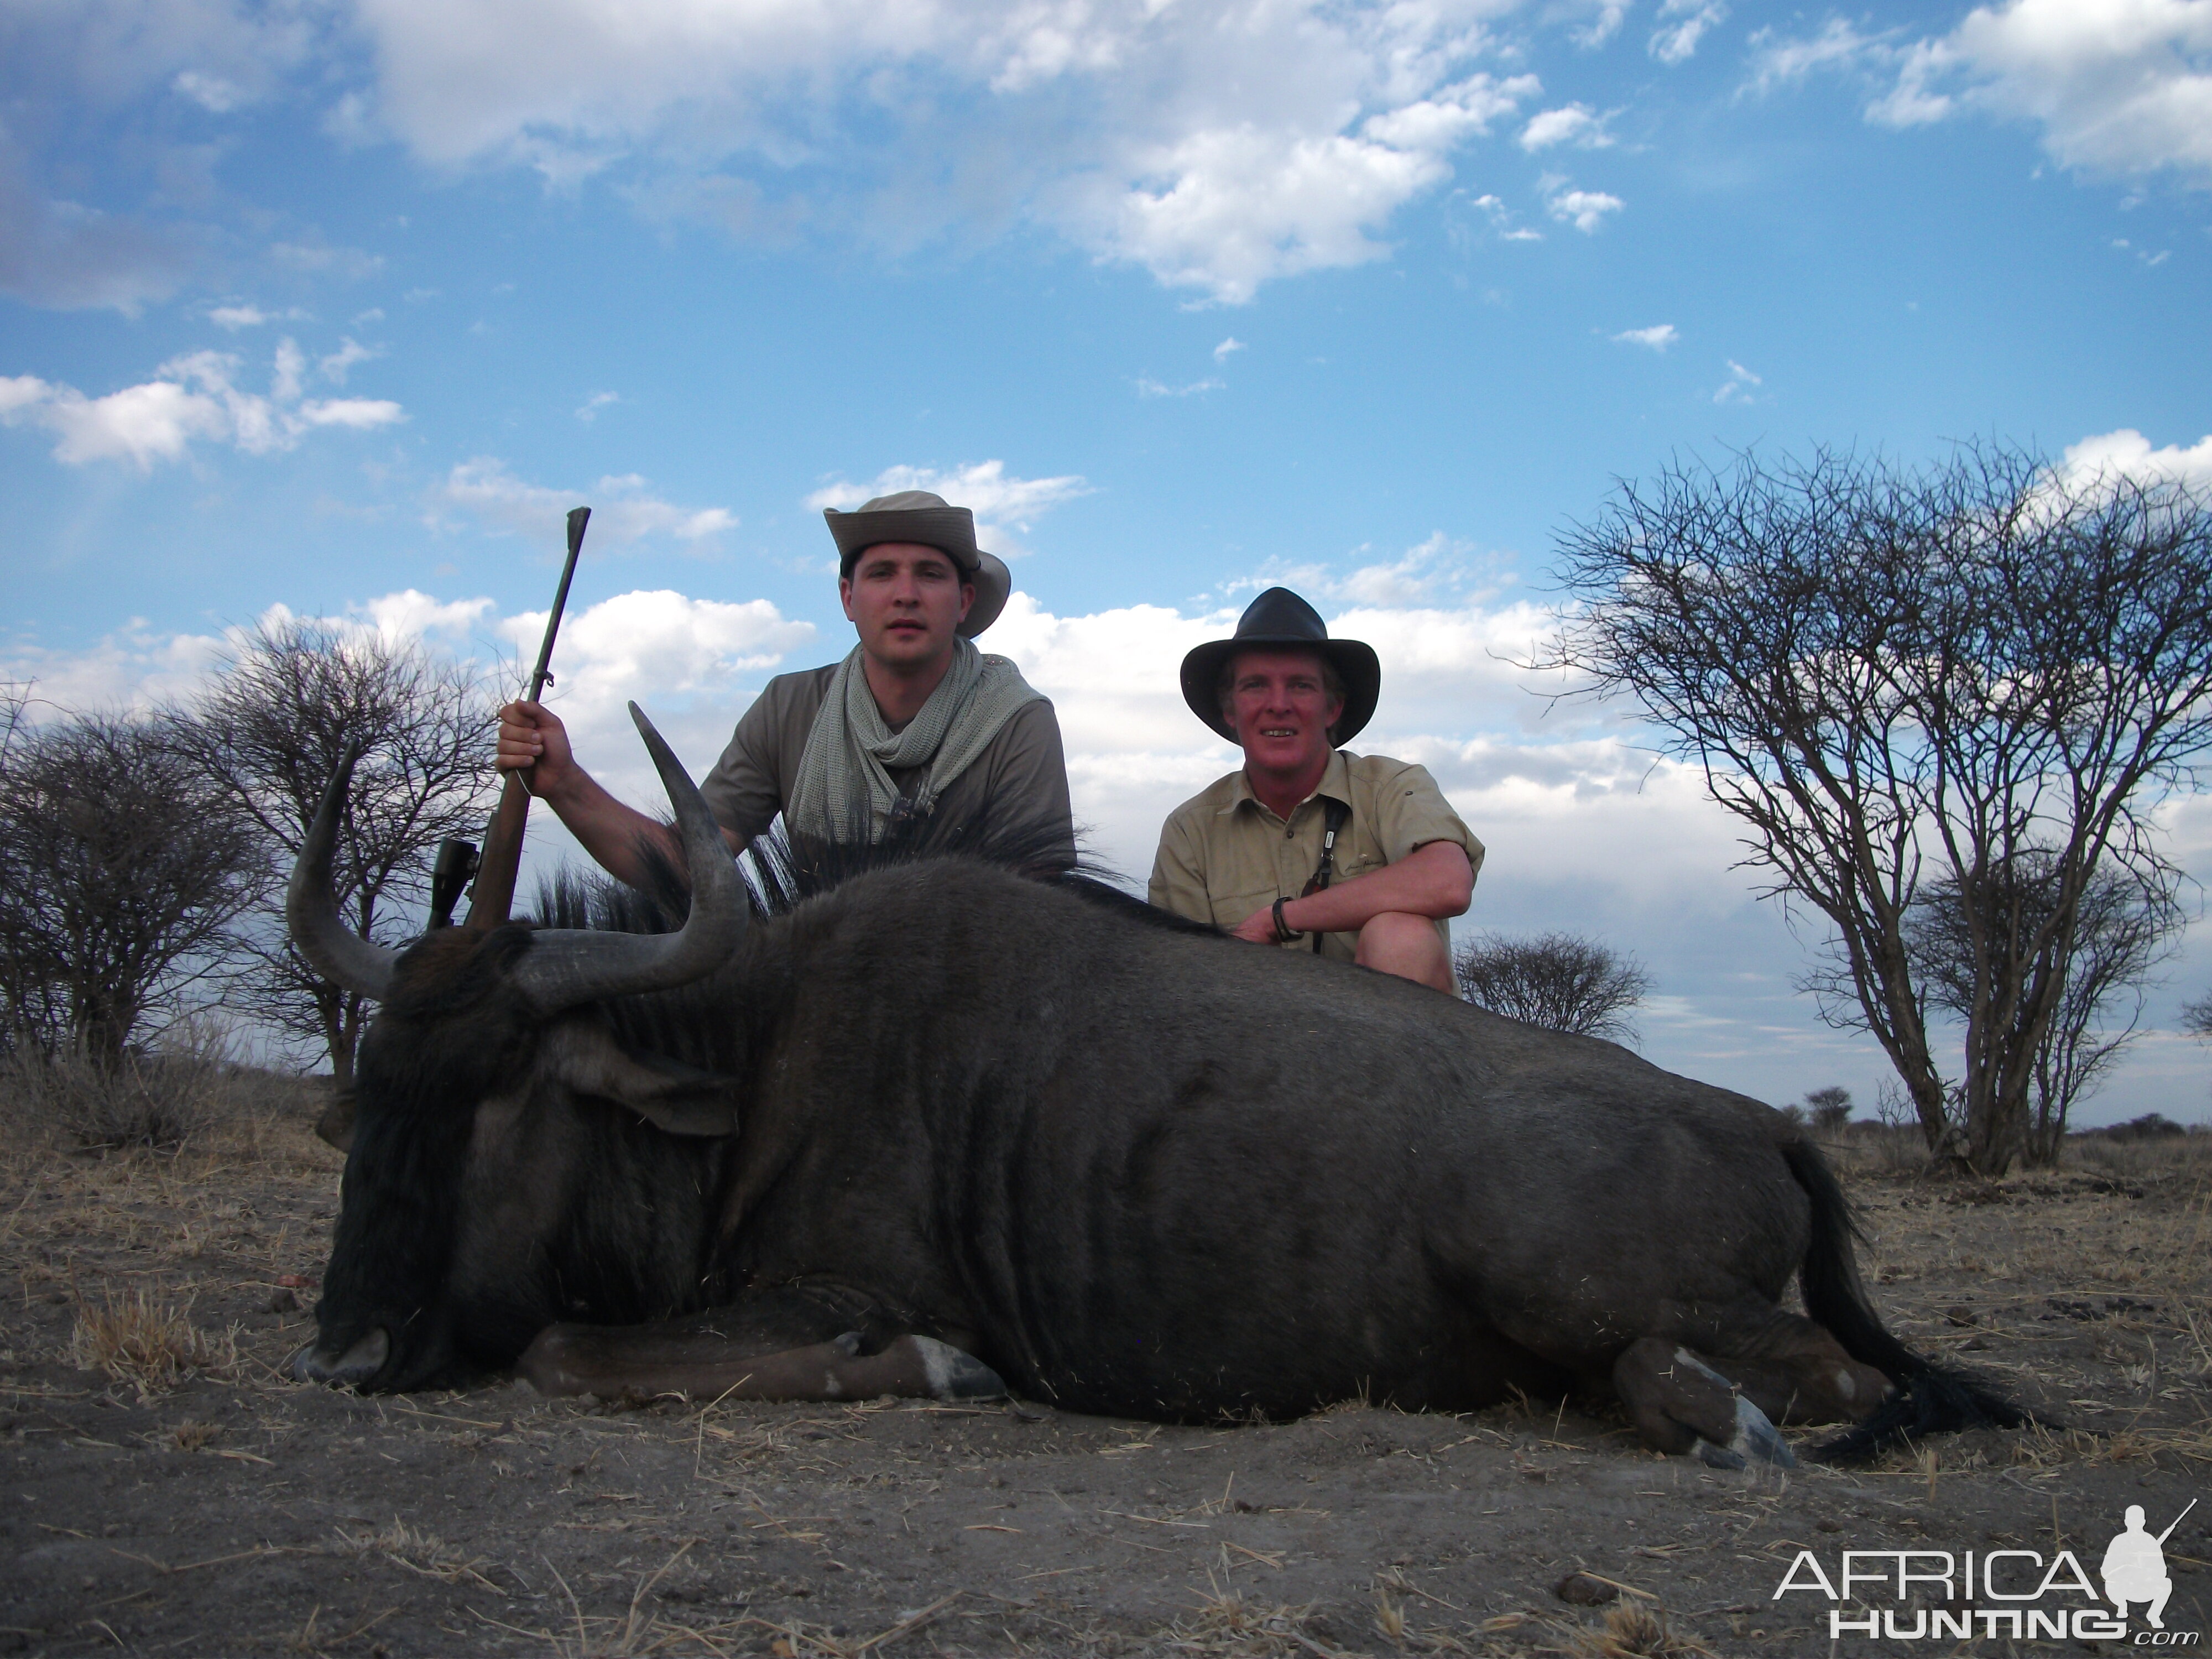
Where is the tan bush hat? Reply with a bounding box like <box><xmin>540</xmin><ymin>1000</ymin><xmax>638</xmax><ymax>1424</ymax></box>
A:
<box><xmin>823</xmin><ymin>490</ymin><xmax>1012</xmax><ymax>637</ymax></box>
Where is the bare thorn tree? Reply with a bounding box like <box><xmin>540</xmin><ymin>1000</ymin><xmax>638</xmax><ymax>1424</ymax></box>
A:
<box><xmin>1903</xmin><ymin>855</ymin><xmax>2180</xmax><ymax>1162</ymax></box>
<box><xmin>1453</xmin><ymin>931</ymin><xmax>1652</xmax><ymax>1041</ymax></box>
<box><xmin>2183</xmin><ymin>992</ymin><xmax>2212</xmax><ymax>1040</ymax></box>
<box><xmin>0</xmin><ymin>698</ymin><xmax>263</xmax><ymax>1066</ymax></box>
<box><xmin>176</xmin><ymin>619</ymin><xmax>498</xmax><ymax>1083</ymax></box>
<box><xmin>1803</xmin><ymin>1086</ymin><xmax>1853</xmax><ymax>1133</ymax></box>
<box><xmin>1545</xmin><ymin>442</ymin><xmax>2212</xmax><ymax>1173</ymax></box>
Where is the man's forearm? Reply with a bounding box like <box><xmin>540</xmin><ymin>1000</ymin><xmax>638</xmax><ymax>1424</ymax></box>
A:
<box><xmin>534</xmin><ymin>766</ymin><xmax>686</xmax><ymax>889</ymax></box>
<box><xmin>1278</xmin><ymin>841</ymin><xmax>1472</xmax><ymax>937</ymax></box>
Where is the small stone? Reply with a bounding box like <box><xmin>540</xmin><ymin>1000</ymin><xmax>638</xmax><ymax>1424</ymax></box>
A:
<box><xmin>1943</xmin><ymin>1306</ymin><xmax>1976</xmax><ymax>1326</ymax></box>
<box><xmin>1554</xmin><ymin>1573</ymin><xmax>1617</xmax><ymax>1606</ymax></box>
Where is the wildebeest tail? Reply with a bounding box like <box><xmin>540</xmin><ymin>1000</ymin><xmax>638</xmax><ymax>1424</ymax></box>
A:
<box><xmin>1782</xmin><ymin>1138</ymin><xmax>2027</xmax><ymax>1463</ymax></box>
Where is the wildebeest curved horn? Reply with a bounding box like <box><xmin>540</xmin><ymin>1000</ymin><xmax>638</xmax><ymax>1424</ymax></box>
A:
<box><xmin>510</xmin><ymin>703</ymin><xmax>746</xmax><ymax>1012</ymax></box>
<box><xmin>286</xmin><ymin>740</ymin><xmax>400</xmax><ymax>1001</ymax></box>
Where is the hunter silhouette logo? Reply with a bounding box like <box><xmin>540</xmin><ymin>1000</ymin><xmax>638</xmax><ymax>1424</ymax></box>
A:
<box><xmin>2104</xmin><ymin>1501</ymin><xmax>2195</xmax><ymax>1630</ymax></box>
<box><xmin>1773</xmin><ymin>1496</ymin><xmax>2201</xmax><ymax>1643</ymax></box>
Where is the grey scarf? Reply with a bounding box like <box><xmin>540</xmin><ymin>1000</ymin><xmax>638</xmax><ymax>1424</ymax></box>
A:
<box><xmin>787</xmin><ymin>640</ymin><xmax>1042</xmax><ymax>844</ymax></box>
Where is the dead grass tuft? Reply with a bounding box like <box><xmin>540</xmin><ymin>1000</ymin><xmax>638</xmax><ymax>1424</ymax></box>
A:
<box><xmin>170</xmin><ymin>1418</ymin><xmax>222</xmax><ymax>1451</ymax></box>
<box><xmin>1571</xmin><ymin>1603</ymin><xmax>1715</xmax><ymax>1658</ymax></box>
<box><xmin>333</xmin><ymin>1519</ymin><xmax>495</xmax><ymax>1587</ymax></box>
<box><xmin>70</xmin><ymin>1286</ymin><xmax>225</xmax><ymax>1390</ymax></box>
<box><xmin>1168</xmin><ymin>1570</ymin><xmax>1324</xmax><ymax>1655</ymax></box>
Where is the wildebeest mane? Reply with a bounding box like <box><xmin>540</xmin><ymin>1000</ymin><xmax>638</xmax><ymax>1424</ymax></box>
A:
<box><xmin>523</xmin><ymin>808</ymin><xmax>1194</xmax><ymax>1073</ymax></box>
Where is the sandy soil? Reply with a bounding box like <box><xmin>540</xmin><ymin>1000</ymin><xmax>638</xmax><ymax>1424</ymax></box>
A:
<box><xmin>1</xmin><ymin>1097</ymin><xmax>2206</xmax><ymax>1657</ymax></box>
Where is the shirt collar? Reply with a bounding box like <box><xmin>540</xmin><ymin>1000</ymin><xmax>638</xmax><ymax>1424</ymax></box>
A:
<box><xmin>1219</xmin><ymin>749</ymin><xmax>1352</xmax><ymax>822</ymax></box>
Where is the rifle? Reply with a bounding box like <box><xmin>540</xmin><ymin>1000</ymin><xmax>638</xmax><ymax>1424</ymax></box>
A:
<box><xmin>439</xmin><ymin>505</ymin><xmax>589</xmax><ymax>931</ymax></box>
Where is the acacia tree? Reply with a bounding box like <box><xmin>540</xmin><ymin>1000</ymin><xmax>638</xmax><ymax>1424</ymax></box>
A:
<box><xmin>1803</xmin><ymin>1086</ymin><xmax>1853</xmax><ymax>1133</ymax></box>
<box><xmin>0</xmin><ymin>698</ymin><xmax>263</xmax><ymax>1065</ymax></box>
<box><xmin>1546</xmin><ymin>444</ymin><xmax>2212</xmax><ymax>1173</ymax></box>
<box><xmin>1903</xmin><ymin>856</ymin><xmax>2179</xmax><ymax>1161</ymax></box>
<box><xmin>1453</xmin><ymin>931</ymin><xmax>1652</xmax><ymax>1041</ymax></box>
<box><xmin>178</xmin><ymin>619</ymin><xmax>498</xmax><ymax>1082</ymax></box>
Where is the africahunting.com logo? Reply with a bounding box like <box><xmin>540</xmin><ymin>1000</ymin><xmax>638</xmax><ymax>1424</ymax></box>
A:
<box><xmin>1772</xmin><ymin>1500</ymin><xmax>2199</xmax><ymax>1644</ymax></box>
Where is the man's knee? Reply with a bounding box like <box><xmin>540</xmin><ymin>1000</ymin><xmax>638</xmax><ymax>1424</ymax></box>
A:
<box><xmin>1354</xmin><ymin>912</ymin><xmax>1453</xmax><ymax>992</ymax></box>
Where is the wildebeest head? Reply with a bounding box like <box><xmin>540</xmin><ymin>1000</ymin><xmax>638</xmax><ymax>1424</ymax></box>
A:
<box><xmin>287</xmin><ymin>705</ymin><xmax>747</xmax><ymax>1391</ymax></box>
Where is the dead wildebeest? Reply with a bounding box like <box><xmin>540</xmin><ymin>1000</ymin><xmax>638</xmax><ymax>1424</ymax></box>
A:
<box><xmin>289</xmin><ymin>706</ymin><xmax>2018</xmax><ymax>1465</ymax></box>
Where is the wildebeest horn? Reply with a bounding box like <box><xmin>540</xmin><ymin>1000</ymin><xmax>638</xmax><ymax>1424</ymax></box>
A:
<box><xmin>509</xmin><ymin>703</ymin><xmax>746</xmax><ymax>1012</ymax></box>
<box><xmin>286</xmin><ymin>741</ymin><xmax>400</xmax><ymax>1001</ymax></box>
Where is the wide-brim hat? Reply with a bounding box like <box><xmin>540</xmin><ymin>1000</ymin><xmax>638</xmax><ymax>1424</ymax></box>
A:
<box><xmin>1180</xmin><ymin>587</ymin><xmax>1380</xmax><ymax>746</ymax></box>
<box><xmin>823</xmin><ymin>489</ymin><xmax>1011</xmax><ymax>638</ymax></box>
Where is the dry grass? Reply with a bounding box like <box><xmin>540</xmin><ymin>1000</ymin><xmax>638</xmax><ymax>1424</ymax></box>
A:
<box><xmin>331</xmin><ymin>1519</ymin><xmax>498</xmax><ymax>1588</ymax></box>
<box><xmin>1567</xmin><ymin>1603</ymin><xmax>1717</xmax><ymax>1659</ymax></box>
<box><xmin>69</xmin><ymin>1284</ymin><xmax>228</xmax><ymax>1390</ymax></box>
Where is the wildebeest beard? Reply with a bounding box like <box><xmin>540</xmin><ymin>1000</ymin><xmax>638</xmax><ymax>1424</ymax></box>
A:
<box><xmin>294</xmin><ymin>710</ymin><xmax>2025</xmax><ymax>1462</ymax></box>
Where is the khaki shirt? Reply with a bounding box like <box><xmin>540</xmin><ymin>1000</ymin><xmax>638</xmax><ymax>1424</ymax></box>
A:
<box><xmin>700</xmin><ymin>665</ymin><xmax>1077</xmax><ymax>869</ymax></box>
<box><xmin>1148</xmin><ymin>750</ymin><xmax>1484</xmax><ymax>963</ymax></box>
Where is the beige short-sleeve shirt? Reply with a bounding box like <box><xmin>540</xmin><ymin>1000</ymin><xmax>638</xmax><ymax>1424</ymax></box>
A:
<box><xmin>1147</xmin><ymin>750</ymin><xmax>1484</xmax><ymax>963</ymax></box>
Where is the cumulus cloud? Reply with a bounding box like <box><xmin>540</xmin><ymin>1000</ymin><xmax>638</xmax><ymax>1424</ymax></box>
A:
<box><xmin>1212</xmin><ymin>337</ymin><xmax>1245</xmax><ymax>362</ymax></box>
<box><xmin>293</xmin><ymin>1</ymin><xmax>1563</xmax><ymax>302</ymax></box>
<box><xmin>575</xmin><ymin>390</ymin><xmax>620</xmax><ymax>421</ymax></box>
<box><xmin>1519</xmin><ymin>104</ymin><xmax>1611</xmax><ymax>151</ymax></box>
<box><xmin>318</xmin><ymin>337</ymin><xmax>380</xmax><ymax>383</ymax></box>
<box><xmin>1611</xmin><ymin>323</ymin><xmax>1678</xmax><ymax>350</ymax></box>
<box><xmin>437</xmin><ymin>458</ymin><xmax>737</xmax><ymax>547</ymax></box>
<box><xmin>2062</xmin><ymin>427</ymin><xmax>2212</xmax><ymax>487</ymax></box>
<box><xmin>1543</xmin><ymin>181</ymin><xmax>1624</xmax><ymax>232</ymax></box>
<box><xmin>806</xmin><ymin>460</ymin><xmax>1090</xmax><ymax>555</ymax></box>
<box><xmin>0</xmin><ymin>344</ymin><xmax>404</xmax><ymax>468</ymax></box>
<box><xmin>1462</xmin><ymin>192</ymin><xmax>1543</xmax><ymax>242</ymax></box>
<box><xmin>1752</xmin><ymin>2</ymin><xmax>2212</xmax><ymax>181</ymax></box>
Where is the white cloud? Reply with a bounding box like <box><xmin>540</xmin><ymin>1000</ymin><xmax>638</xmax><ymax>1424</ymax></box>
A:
<box><xmin>1212</xmin><ymin>337</ymin><xmax>1245</xmax><ymax>362</ymax></box>
<box><xmin>2062</xmin><ymin>427</ymin><xmax>2212</xmax><ymax>487</ymax></box>
<box><xmin>1544</xmin><ymin>182</ymin><xmax>1625</xmax><ymax>232</ymax></box>
<box><xmin>438</xmin><ymin>458</ymin><xmax>737</xmax><ymax>547</ymax></box>
<box><xmin>1464</xmin><ymin>192</ymin><xmax>1543</xmax><ymax>241</ymax></box>
<box><xmin>319</xmin><ymin>337</ymin><xmax>381</xmax><ymax>384</ymax></box>
<box><xmin>1650</xmin><ymin>0</ymin><xmax>1728</xmax><ymax>65</ymax></box>
<box><xmin>1713</xmin><ymin>358</ymin><xmax>1762</xmax><ymax>403</ymax></box>
<box><xmin>0</xmin><ymin>345</ymin><xmax>405</xmax><ymax>468</ymax></box>
<box><xmin>1519</xmin><ymin>104</ymin><xmax>1611</xmax><ymax>151</ymax></box>
<box><xmin>575</xmin><ymin>390</ymin><xmax>620</xmax><ymax>421</ymax></box>
<box><xmin>1611</xmin><ymin>324</ymin><xmax>1678</xmax><ymax>351</ymax></box>
<box><xmin>1754</xmin><ymin>2</ymin><xmax>2212</xmax><ymax>181</ymax></box>
<box><xmin>303</xmin><ymin>1</ymin><xmax>1563</xmax><ymax>303</ymax></box>
<box><xmin>805</xmin><ymin>460</ymin><xmax>1091</xmax><ymax>555</ymax></box>
<box><xmin>1136</xmin><ymin>376</ymin><xmax>1224</xmax><ymax>398</ymax></box>
<box><xmin>210</xmin><ymin>304</ymin><xmax>276</xmax><ymax>330</ymax></box>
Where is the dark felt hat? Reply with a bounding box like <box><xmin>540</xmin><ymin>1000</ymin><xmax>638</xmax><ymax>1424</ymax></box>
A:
<box><xmin>823</xmin><ymin>489</ymin><xmax>1012</xmax><ymax>637</ymax></box>
<box><xmin>1180</xmin><ymin>587</ymin><xmax>1381</xmax><ymax>745</ymax></box>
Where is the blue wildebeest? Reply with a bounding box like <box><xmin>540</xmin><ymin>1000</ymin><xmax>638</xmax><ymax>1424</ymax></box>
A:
<box><xmin>289</xmin><ymin>707</ymin><xmax>2017</xmax><ymax>1464</ymax></box>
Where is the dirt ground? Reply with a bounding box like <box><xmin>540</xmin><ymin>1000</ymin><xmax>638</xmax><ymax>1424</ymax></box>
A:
<box><xmin>1</xmin><ymin>1090</ymin><xmax>2207</xmax><ymax>1658</ymax></box>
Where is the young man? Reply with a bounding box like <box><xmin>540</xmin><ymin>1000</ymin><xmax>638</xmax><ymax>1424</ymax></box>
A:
<box><xmin>498</xmin><ymin>491</ymin><xmax>1075</xmax><ymax>883</ymax></box>
<box><xmin>1148</xmin><ymin>587</ymin><xmax>1480</xmax><ymax>991</ymax></box>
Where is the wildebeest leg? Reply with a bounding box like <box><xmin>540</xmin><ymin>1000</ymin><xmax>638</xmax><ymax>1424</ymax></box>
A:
<box><xmin>1613</xmin><ymin>1338</ymin><xmax>1797</xmax><ymax>1469</ymax></box>
<box><xmin>518</xmin><ymin>1305</ymin><xmax>1006</xmax><ymax>1405</ymax></box>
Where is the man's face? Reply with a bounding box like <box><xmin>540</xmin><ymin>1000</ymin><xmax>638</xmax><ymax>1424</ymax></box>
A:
<box><xmin>1224</xmin><ymin>649</ymin><xmax>1342</xmax><ymax>776</ymax></box>
<box><xmin>840</xmin><ymin>542</ymin><xmax>974</xmax><ymax>673</ymax></box>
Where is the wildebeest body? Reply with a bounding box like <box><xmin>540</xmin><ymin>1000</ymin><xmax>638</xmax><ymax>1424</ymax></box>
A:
<box><xmin>294</xmin><ymin>711</ymin><xmax>2017</xmax><ymax>1460</ymax></box>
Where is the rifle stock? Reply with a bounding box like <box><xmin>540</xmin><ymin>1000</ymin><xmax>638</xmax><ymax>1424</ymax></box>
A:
<box><xmin>465</xmin><ymin>504</ymin><xmax>589</xmax><ymax>931</ymax></box>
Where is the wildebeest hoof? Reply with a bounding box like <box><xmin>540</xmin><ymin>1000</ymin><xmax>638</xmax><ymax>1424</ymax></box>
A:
<box><xmin>908</xmin><ymin>1335</ymin><xmax>1006</xmax><ymax>1402</ymax></box>
<box><xmin>289</xmin><ymin>1327</ymin><xmax>389</xmax><ymax>1387</ymax></box>
<box><xmin>1694</xmin><ymin>1394</ymin><xmax>1796</xmax><ymax>1470</ymax></box>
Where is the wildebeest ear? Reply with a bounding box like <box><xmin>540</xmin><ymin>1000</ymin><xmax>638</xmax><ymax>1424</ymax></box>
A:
<box><xmin>541</xmin><ymin>1020</ymin><xmax>740</xmax><ymax>1138</ymax></box>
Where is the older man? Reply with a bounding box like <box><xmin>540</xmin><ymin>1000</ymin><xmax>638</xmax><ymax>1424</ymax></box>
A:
<box><xmin>1148</xmin><ymin>588</ymin><xmax>1480</xmax><ymax>990</ymax></box>
<box><xmin>499</xmin><ymin>490</ymin><xmax>1075</xmax><ymax>881</ymax></box>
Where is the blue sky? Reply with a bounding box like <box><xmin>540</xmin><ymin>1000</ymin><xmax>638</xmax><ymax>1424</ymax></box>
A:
<box><xmin>6</xmin><ymin>0</ymin><xmax>2211</xmax><ymax>1120</ymax></box>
